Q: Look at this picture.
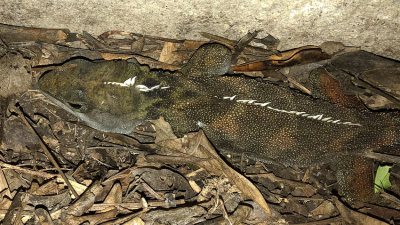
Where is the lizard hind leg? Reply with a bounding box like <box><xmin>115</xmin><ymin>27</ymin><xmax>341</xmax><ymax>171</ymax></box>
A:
<box><xmin>335</xmin><ymin>155</ymin><xmax>400</xmax><ymax>210</ymax></box>
<box><xmin>180</xmin><ymin>43</ymin><xmax>232</xmax><ymax>77</ymax></box>
<box><xmin>336</xmin><ymin>156</ymin><xmax>375</xmax><ymax>203</ymax></box>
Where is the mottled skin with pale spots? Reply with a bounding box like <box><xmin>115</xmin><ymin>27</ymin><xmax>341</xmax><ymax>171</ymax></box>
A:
<box><xmin>39</xmin><ymin>43</ymin><xmax>400</xmax><ymax>200</ymax></box>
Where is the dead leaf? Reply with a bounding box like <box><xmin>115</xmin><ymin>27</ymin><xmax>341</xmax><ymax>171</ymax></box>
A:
<box><xmin>67</xmin><ymin>180</ymin><xmax>103</xmax><ymax>217</ymax></box>
<box><xmin>142</xmin><ymin>205</ymin><xmax>206</xmax><ymax>225</ymax></box>
<box><xmin>159</xmin><ymin>42</ymin><xmax>180</xmax><ymax>64</ymax></box>
<box><xmin>122</xmin><ymin>217</ymin><xmax>145</xmax><ymax>225</ymax></box>
<box><xmin>333</xmin><ymin>197</ymin><xmax>388</xmax><ymax>225</ymax></box>
<box><xmin>0</xmin><ymin>52</ymin><xmax>30</xmax><ymax>97</ymax></box>
<box><xmin>232</xmin><ymin>46</ymin><xmax>330</xmax><ymax>72</ymax></box>
<box><xmin>0</xmin><ymin>167</ymin><xmax>12</xmax><ymax>199</ymax></box>
<box><xmin>34</xmin><ymin>208</ymin><xmax>54</xmax><ymax>225</ymax></box>
<box><xmin>100</xmin><ymin>182</ymin><xmax>122</xmax><ymax>212</ymax></box>
<box><xmin>28</xmin><ymin>190</ymin><xmax>71</xmax><ymax>211</ymax></box>
<box><xmin>151</xmin><ymin>117</ymin><xmax>177</xmax><ymax>143</ymax></box>
<box><xmin>154</xmin><ymin>129</ymin><xmax>272</xmax><ymax>216</ymax></box>
<box><xmin>64</xmin><ymin>208</ymin><xmax>117</xmax><ymax>225</ymax></box>
<box><xmin>310</xmin><ymin>200</ymin><xmax>338</xmax><ymax>219</ymax></box>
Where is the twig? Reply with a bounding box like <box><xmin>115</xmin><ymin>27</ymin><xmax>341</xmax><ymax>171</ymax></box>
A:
<box><xmin>141</xmin><ymin>181</ymin><xmax>164</xmax><ymax>201</ymax></box>
<box><xmin>352</xmin><ymin>75</ymin><xmax>400</xmax><ymax>108</ymax></box>
<box><xmin>0</xmin><ymin>209</ymin><xmax>33</xmax><ymax>216</ymax></box>
<box><xmin>365</xmin><ymin>152</ymin><xmax>400</xmax><ymax>164</ymax></box>
<box><xmin>0</xmin><ymin>35</ymin><xmax>8</xmax><ymax>48</ymax></box>
<box><xmin>287</xmin><ymin>77</ymin><xmax>312</xmax><ymax>95</ymax></box>
<box><xmin>89</xmin><ymin>200</ymin><xmax>185</xmax><ymax>211</ymax></box>
<box><xmin>232</xmin><ymin>30</ymin><xmax>260</xmax><ymax>64</ymax></box>
<box><xmin>87</xmin><ymin>146</ymin><xmax>145</xmax><ymax>155</ymax></box>
<box><xmin>219</xmin><ymin>197</ymin><xmax>232</xmax><ymax>225</ymax></box>
<box><xmin>200</xmin><ymin>32</ymin><xmax>236</xmax><ymax>49</ymax></box>
<box><xmin>88</xmin><ymin>154</ymin><xmax>113</xmax><ymax>168</ymax></box>
<box><xmin>81</xmin><ymin>31</ymin><xmax>111</xmax><ymax>50</ymax></box>
<box><xmin>380</xmin><ymin>191</ymin><xmax>400</xmax><ymax>205</ymax></box>
<box><xmin>200</xmin><ymin>32</ymin><xmax>276</xmax><ymax>58</ymax></box>
<box><xmin>145</xmin><ymin>154</ymin><xmax>207</xmax><ymax>164</ymax></box>
<box><xmin>16</xmin><ymin>107</ymin><xmax>79</xmax><ymax>198</ymax></box>
<box><xmin>292</xmin><ymin>216</ymin><xmax>343</xmax><ymax>225</ymax></box>
<box><xmin>0</xmin><ymin>161</ymin><xmax>58</xmax><ymax>179</ymax></box>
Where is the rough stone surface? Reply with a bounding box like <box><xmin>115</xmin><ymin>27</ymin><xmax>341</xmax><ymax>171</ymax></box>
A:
<box><xmin>1</xmin><ymin>0</ymin><xmax>400</xmax><ymax>60</ymax></box>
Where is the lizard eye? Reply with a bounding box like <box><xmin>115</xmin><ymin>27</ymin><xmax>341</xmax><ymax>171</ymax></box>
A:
<box><xmin>67</xmin><ymin>102</ymin><xmax>87</xmax><ymax>112</ymax></box>
<box><xmin>68</xmin><ymin>102</ymin><xmax>82</xmax><ymax>109</ymax></box>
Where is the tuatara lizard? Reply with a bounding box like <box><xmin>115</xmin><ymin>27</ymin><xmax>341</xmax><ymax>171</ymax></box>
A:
<box><xmin>39</xmin><ymin>43</ymin><xmax>400</xmax><ymax>201</ymax></box>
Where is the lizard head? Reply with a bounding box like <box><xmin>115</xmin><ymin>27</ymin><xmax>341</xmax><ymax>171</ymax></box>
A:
<box><xmin>39</xmin><ymin>59</ymin><xmax>168</xmax><ymax>134</ymax></box>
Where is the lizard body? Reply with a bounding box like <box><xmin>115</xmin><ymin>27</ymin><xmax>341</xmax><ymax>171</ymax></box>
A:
<box><xmin>39</xmin><ymin>43</ymin><xmax>400</xmax><ymax>199</ymax></box>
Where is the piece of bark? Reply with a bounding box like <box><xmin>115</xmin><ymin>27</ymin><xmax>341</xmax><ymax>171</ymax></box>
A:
<box><xmin>0</xmin><ymin>24</ymin><xmax>71</xmax><ymax>44</ymax></box>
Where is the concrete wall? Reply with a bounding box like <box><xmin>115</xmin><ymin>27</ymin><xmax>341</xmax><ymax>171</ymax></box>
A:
<box><xmin>1</xmin><ymin>0</ymin><xmax>400</xmax><ymax>60</ymax></box>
